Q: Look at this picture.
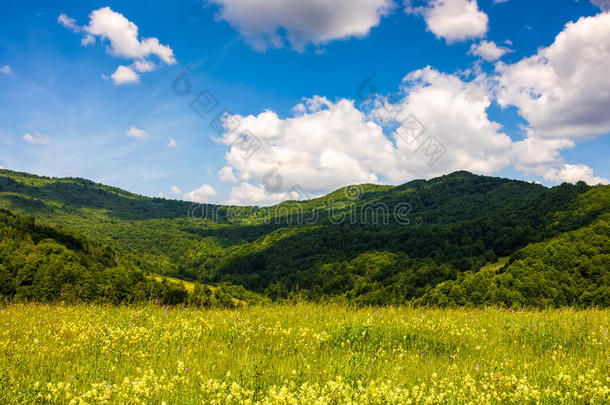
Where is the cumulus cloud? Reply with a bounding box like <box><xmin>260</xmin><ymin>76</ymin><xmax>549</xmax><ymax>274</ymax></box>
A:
<box><xmin>375</xmin><ymin>67</ymin><xmax>513</xmax><ymax>179</ymax></box>
<box><xmin>218</xmin><ymin>63</ymin><xmax>607</xmax><ymax>204</ymax></box>
<box><xmin>409</xmin><ymin>0</ymin><xmax>488</xmax><ymax>43</ymax></box>
<box><xmin>125</xmin><ymin>126</ymin><xmax>149</xmax><ymax>140</ymax></box>
<box><xmin>170</xmin><ymin>185</ymin><xmax>181</xmax><ymax>195</ymax></box>
<box><xmin>111</xmin><ymin>65</ymin><xmax>139</xmax><ymax>85</ymax></box>
<box><xmin>469</xmin><ymin>40</ymin><xmax>511</xmax><ymax>61</ymax></box>
<box><xmin>508</xmin><ymin>137</ymin><xmax>608</xmax><ymax>185</ymax></box>
<box><xmin>84</xmin><ymin>7</ymin><xmax>175</xmax><ymax>64</ymax></box>
<box><xmin>228</xmin><ymin>183</ymin><xmax>298</xmax><ymax>205</ymax></box>
<box><xmin>58</xmin><ymin>7</ymin><xmax>176</xmax><ymax>84</ymax></box>
<box><xmin>489</xmin><ymin>12</ymin><xmax>610</xmax><ymax>184</ymax></box>
<box><xmin>219</xmin><ymin>166</ymin><xmax>238</xmax><ymax>183</ymax></box>
<box><xmin>0</xmin><ymin>65</ymin><xmax>11</xmax><ymax>75</ymax></box>
<box><xmin>206</xmin><ymin>0</ymin><xmax>394</xmax><ymax>51</ymax></box>
<box><xmin>23</xmin><ymin>131</ymin><xmax>51</xmax><ymax>145</ymax></box>
<box><xmin>183</xmin><ymin>184</ymin><xmax>217</xmax><ymax>202</ymax></box>
<box><xmin>216</xmin><ymin>70</ymin><xmax>519</xmax><ymax>204</ymax></box>
<box><xmin>495</xmin><ymin>12</ymin><xmax>610</xmax><ymax>140</ymax></box>
<box><xmin>509</xmin><ymin>137</ymin><xmax>574</xmax><ymax>176</ymax></box>
<box><xmin>544</xmin><ymin>164</ymin><xmax>607</xmax><ymax>185</ymax></box>
<box><xmin>210</xmin><ymin>6</ymin><xmax>608</xmax><ymax>203</ymax></box>
<box><xmin>219</xmin><ymin>96</ymin><xmax>393</xmax><ymax>202</ymax></box>
<box><xmin>133</xmin><ymin>59</ymin><xmax>156</xmax><ymax>72</ymax></box>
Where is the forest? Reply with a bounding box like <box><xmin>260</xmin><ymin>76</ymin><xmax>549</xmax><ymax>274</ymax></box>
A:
<box><xmin>0</xmin><ymin>168</ymin><xmax>608</xmax><ymax>307</ymax></box>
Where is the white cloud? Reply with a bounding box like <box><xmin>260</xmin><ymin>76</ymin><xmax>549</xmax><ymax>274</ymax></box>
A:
<box><xmin>58</xmin><ymin>7</ymin><xmax>175</xmax><ymax>83</ymax></box>
<box><xmin>125</xmin><ymin>126</ymin><xmax>149</xmax><ymax>140</ymax></box>
<box><xmin>58</xmin><ymin>13</ymin><xmax>80</xmax><ymax>32</ymax></box>
<box><xmin>217</xmin><ymin>73</ymin><xmax>517</xmax><ymax>204</ymax></box>
<box><xmin>219</xmin><ymin>166</ymin><xmax>238</xmax><ymax>183</ymax></box>
<box><xmin>219</xmin><ymin>96</ymin><xmax>392</xmax><ymax>202</ymax></box>
<box><xmin>81</xmin><ymin>35</ymin><xmax>96</xmax><ymax>46</ymax></box>
<box><xmin>507</xmin><ymin>134</ymin><xmax>608</xmax><ymax>185</ymax></box>
<box><xmin>218</xmin><ymin>64</ymin><xmax>607</xmax><ymax>204</ymax></box>
<box><xmin>509</xmin><ymin>137</ymin><xmax>574</xmax><ymax>176</ymax></box>
<box><xmin>469</xmin><ymin>40</ymin><xmax>511</xmax><ymax>61</ymax></box>
<box><xmin>84</xmin><ymin>7</ymin><xmax>176</xmax><ymax>64</ymax></box>
<box><xmin>409</xmin><ymin>0</ymin><xmax>488</xmax><ymax>43</ymax></box>
<box><xmin>111</xmin><ymin>65</ymin><xmax>139</xmax><ymax>85</ymax></box>
<box><xmin>375</xmin><ymin>67</ymin><xmax>513</xmax><ymax>179</ymax></box>
<box><xmin>170</xmin><ymin>185</ymin><xmax>181</xmax><ymax>195</ymax></box>
<box><xmin>489</xmin><ymin>12</ymin><xmax>610</xmax><ymax>184</ymax></box>
<box><xmin>229</xmin><ymin>183</ymin><xmax>295</xmax><ymax>205</ymax></box>
<box><xmin>495</xmin><ymin>12</ymin><xmax>610</xmax><ymax>140</ymax></box>
<box><xmin>133</xmin><ymin>59</ymin><xmax>156</xmax><ymax>72</ymax></box>
<box><xmin>183</xmin><ymin>184</ymin><xmax>217</xmax><ymax>202</ymax></box>
<box><xmin>23</xmin><ymin>131</ymin><xmax>51</xmax><ymax>145</ymax></box>
<box><xmin>0</xmin><ymin>65</ymin><xmax>11</xmax><ymax>75</ymax></box>
<box><xmin>207</xmin><ymin>0</ymin><xmax>394</xmax><ymax>51</ymax></box>
<box><xmin>210</xmin><ymin>7</ymin><xmax>609</xmax><ymax>202</ymax></box>
<box><xmin>544</xmin><ymin>164</ymin><xmax>608</xmax><ymax>185</ymax></box>
<box><xmin>168</xmin><ymin>137</ymin><xmax>177</xmax><ymax>148</ymax></box>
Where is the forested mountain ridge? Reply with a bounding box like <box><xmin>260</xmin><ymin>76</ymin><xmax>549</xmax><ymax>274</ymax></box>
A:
<box><xmin>0</xmin><ymin>208</ymin><xmax>191</xmax><ymax>303</ymax></box>
<box><xmin>0</xmin><ymin>207</ymin><xmax>264</xmax><ymax>306</ymax></box>
<box><xmin>419</xmin><ymin>186</ymin><xmax>610</xmax><ymax>307</ymax></box>
<box><xmin>0</xmin><ymin>168</ymin><xmax>608</xmax><ymax>306</ymax></box>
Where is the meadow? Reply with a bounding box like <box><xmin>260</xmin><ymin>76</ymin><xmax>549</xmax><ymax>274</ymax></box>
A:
<box><xmin>0</xmin><ymin>304</ymin><xmax>609</xmax><ymax>404</ymax></box>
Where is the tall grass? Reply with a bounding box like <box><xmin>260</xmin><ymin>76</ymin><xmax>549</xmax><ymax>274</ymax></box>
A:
<box><xmin>0</xmin><ymin>303</ymin><xmax>608</xmax><ymax>403</ymax></box>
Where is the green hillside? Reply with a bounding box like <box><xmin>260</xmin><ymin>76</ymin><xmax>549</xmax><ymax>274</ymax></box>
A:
<box><xmin>0</xmin><ymin>208</ymin><xmax>192</xmax><ymax>304</ymax></box>
<box><xmin>0</xmin><ymin>207</ymin><xmax>265</xmax><ymax>306</ymax></box>
<box><xmin>419</xmin><ymin>187</ymin><xmax>610</xmax><ymax>307</ymax></box>
<box><xmin>0</xmin><ymin>168</ymin><xmax>608</xmax><ymax>306</ymax></box>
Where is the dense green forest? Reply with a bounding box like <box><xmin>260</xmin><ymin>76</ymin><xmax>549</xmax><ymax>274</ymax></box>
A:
<box><xmin>0</xmin><ymin>168</ymin><xmax>608</xmax><ymax>307</ymax></box>
<box><xmin>0</xmin><ymin>208</ymin><xmax>181</xmax><ymax>304</ymax></box>
<box><xmin>0</xmin><ymin>208</ymin><xmax>255</xmax><ymax>306</ymax></box>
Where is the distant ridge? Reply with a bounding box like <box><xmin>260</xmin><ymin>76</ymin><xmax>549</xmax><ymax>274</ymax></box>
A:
<box><xmin>0</xmin><ymin>168</ymin><xmax>607</xmax><ymax>307</ymax></box>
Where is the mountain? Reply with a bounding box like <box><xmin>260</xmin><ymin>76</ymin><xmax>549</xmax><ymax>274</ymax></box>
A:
<box><xmin>0</xmin><ymin>168</ymin><xmax>608</xmax><ymax>307</ymax></box>
<box><xmin>419</xmin><ymin>186</ymin><xmax>610</xmax><ymax>307</ymax></box>
<box><xmin>0</xmin><ymin>208</ymin><xmax>191</xmax><ymax>304</ymax></box>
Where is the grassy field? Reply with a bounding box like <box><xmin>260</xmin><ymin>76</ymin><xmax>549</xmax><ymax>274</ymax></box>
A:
<box><xmin>151</xmin><ymin>275</ymin><xmax>197</xmax><ymax>293</ymax></box>
<box><xmin>0</xmin><ymin>304</ymin><xmax>609</xmax><ymax>404</ymax></box>
<box><xmin>149</xmin><ymin>275</ymin><xmax>247</xmax><ymax>306</ymax></box>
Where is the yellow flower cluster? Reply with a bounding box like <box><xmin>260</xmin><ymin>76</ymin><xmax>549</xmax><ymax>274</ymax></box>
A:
<box><xmin>32</xmin><ymin>370</ymin><xmax>610</xmax><ymax>404</ymax></box>
<box><xmin>0</xmin><ymin>303</ymin><xmax>608</xmax><ymax>404</ymax></box>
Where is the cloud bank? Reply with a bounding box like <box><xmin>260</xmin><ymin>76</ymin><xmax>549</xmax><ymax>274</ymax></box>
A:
<box><xmin>215</xmin><ymin>11</ymin><xmax>610</xmax><ymax>204</ymax></box>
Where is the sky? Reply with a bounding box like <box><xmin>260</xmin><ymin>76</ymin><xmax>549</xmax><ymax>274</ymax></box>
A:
<box><xmin>1</xmin><ymin>0</ymin><xmax>609</xmax><ymax>205</ymax></box>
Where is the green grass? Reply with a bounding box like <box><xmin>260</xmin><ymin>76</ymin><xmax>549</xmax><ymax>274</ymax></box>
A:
<box><xmin>480</xmin><ymin>256</ymin><xmax>509</xmax><ymax>272</ymax></box>
<box><xmin>149</xmin><ymin>275</ymin><xmax>248</xmax><ymax>306</ymax></box>
<box><xmin>150</xmin><ymin>275</ymin><xmax>196</xmax><ymax>292</ymax></box>
<box><xmin>0</xmin><ymin>304</ymin><xmax>608</xmax><ymax>404</ymax></box>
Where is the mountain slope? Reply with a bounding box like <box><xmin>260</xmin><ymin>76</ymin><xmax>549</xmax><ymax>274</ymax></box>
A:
<box><xmin>0</xmin><ymin>208</ymin><xmax>193</xmax><ymax>303</ymax></box>
<box><xmin>421</xmin><ymin>186</ymin><xmax>610</xmax><ymax>307</ymax></box>
<box><xmin>0</xmin><ymin>168</ymin><xmax>607</xmax><ymax>306</ymax></box>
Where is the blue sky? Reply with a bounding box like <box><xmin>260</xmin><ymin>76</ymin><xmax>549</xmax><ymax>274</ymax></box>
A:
<box><xmin>1</xmin><ymin>0</ymin><xmax>609</xmax><ymax>205</ymax></box>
